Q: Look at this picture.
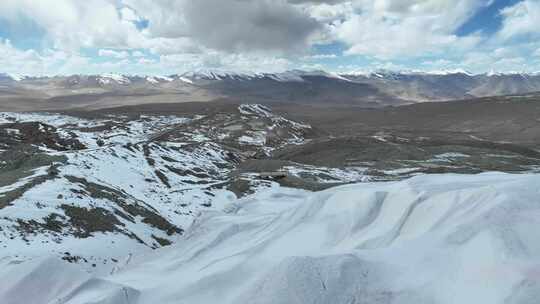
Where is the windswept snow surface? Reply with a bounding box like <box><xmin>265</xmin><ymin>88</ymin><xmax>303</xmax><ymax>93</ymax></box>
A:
<box><xmin>2</xmin><ymin>172</ymin><xmax>540</xmax><ymax>304</ymax></box>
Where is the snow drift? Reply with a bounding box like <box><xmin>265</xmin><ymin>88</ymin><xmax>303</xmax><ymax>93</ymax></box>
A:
<box><xmin>2</xmin><ymin>172</ymin><xmax>540</xmax><ymax>304</ymax></box>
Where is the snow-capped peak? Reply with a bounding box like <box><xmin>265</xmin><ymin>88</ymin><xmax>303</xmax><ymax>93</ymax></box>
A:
<box><xmin>266</xmin><ymin>70</ymin><xmax>305</xmax><ymax>82</ymax></box>
<box><xmin>486</xmin><ymin>69</ymin><xmax>502</xmax><ymax>77</ymax></box>
<box><xmin>265</xmin><ymin>70</ymin><xmax>350</xmax><ymax>82</ymax></box>
<box><xmin>0</xmin><ymin>73</ymin><xmax>27</xmax><ymax>81</ymax></box>
<box><xmin>179</xmin><ymin>69</ymin><xmax>352</xmax><ymax>83</ymax></box>
<box><xmin>341</xmin><ymin>69</ymin><xmax>475</xmax><ymax>77</ymax></box>
<box><xmin>339</xmin><ymin>70</ymin><xmax>371</xmax><ymax>77</ymax></box>
<box><xmin>146</xmin><ymin>75</ymin><xmax>174</xmax><ymax>84</ymax></box>
<box><xmin>484</xmin><ymin>70</ymin><xmax>539</xmax><ymax>77</ymax></box>
<box><xmin>338</xmin><ymin>69</ymin><xmax>404</xmax><ymax>79</ymax></box>
<box><xmin>422</xmin><ymin>68</ymin><xmax>474</xmax><ymax>76</ymax></box>
<box><xmin>180</xmin><ymin>69</ymin><xmax>260</xmax><ymax>81</ymax></box>
<box><xmin>178</xmin><ymin>77</ymin><xmax>193</xmax><ymax>84</ymax></box>
<box><xmin>98</xmin><ymin>73</ymin><xmax>131</xmax><ymax>85</ymax></box>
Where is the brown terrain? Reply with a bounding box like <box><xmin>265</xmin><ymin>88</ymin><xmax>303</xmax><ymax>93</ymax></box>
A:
<box><xmin>54</xmin><ymin>92</ymin><xmax>540</xmax><ymax>188</ymax></box>
<box><xmin>2</xmin><ymin>85</ymin><xmax>540</xmax><ymax>191</ymax></box>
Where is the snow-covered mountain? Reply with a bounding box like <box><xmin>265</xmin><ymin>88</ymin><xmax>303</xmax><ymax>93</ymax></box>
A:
<box><xmin>145</xmin><ymin>75</ymin><xmax>174</xmax><ymax>84</ymax></box>
<box><xmin>3</xmin><ymin>69</ymin><xmax>540</xmax><ymax>83</ymax></box>
<box><xmin>0</xmin><ymin>105</ymin><xmax>317</xmax><ymax>268</ymax></box>
<box><xmin>2</xmin><ymin>172</ymin><xmax>540</xmax><ymax>303</ymax></box>
<box><xmin>0</xmin><ymin>73</ymin><xmax>26</xmax><ymax>82</ymax></box>
<box><xmin>177</xmin><ymin>69</ymin><xmax>350</xmax><ymax>83</ymax></box>
<box><xmin>2</xmin><ymin>69</ymin><xmax>540</xmax><ymax>109</ymax></box>
<box><xmin>97</xmin><ymin>73</ymin><xmax>131</xmax><ymax>85</ymax></box>
<box><xmin>179</xmin><ymin>70</ymin><xmax>262</xmax><ymax>81</ymax></box>
<box><xmin>2</xmin><ymin>99</ymin><xmax>540</xmax><ymax>303</ymax></box>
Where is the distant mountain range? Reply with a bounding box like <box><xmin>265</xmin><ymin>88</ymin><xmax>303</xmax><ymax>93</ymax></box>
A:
<box><xmin>1</xmin><ymin>70</ymin><xmax>540</xmax><ymax>111</ymax></box>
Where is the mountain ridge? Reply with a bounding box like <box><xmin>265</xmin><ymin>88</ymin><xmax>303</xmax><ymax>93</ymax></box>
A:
<box><xmin>3</xmin><ymin>69</ymin><xmax>540</xmax><ymax>81</ymax></box>
<box><xmin>2</xmin><ymin>70</ymin><xmax>540</xmax><ymax>112</ymax></box>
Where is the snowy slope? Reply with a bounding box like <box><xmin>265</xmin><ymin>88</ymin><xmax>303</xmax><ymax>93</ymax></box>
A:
<box><xmin>0</xmin><ymin>104</ymin><xmax>318</xmax><ymax>272</ymax></box>
<box><xmin>2</xmin><ymin>172</ymin><xmax>540</xmax><ymax>304</ymax></box>
<box><xmin>0</xmin><ymin>112</ymin><xmax>238</xmax><ymax>270</ymax></box>
<box><xmin>97</xmin><ymin>73</ymin><xmax>131</xmax><ymax>85</ymax></box>
<box><xmin>0</xmin><ymin>73</ymin><xmax>26</xmax><ymax>82</ymax></box>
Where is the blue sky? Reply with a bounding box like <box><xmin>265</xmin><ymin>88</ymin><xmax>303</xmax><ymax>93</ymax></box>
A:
<box><xmin>456</xmin><ymin>0</ymin><xmax>521</xmax><ymax>36</ymax></box>
<box><xmin>0</xmin><ymin>0</ymin><xmax>539</xmax><ymax>75</ymax></box>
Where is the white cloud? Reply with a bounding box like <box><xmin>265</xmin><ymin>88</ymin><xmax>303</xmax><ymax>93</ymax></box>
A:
<box><xmin>304</xmin><ymin>2</ymin><xmax>354</xmax><ymax>23</ymax></box>
<box><xmin>1</xmin><ymin>0</ymin><xmax>147</xmax><ymax>51</ymax></box>
<box><xmin>122</xmin><ymin>0</ymin><xmax>188</xmax><ymax>39</ymax></box>
<box><xmin>137</xmin><ymin>57</ymin><xmax>156</xmax><ymax>65</ymax></box>
<box><xmin>1</xmin><ymin>0</ymin><xmax>540</xmax><ymax>75</ymax></box>
<box><xmin>492</xmin><ymin>47</ymin><xmax>516</xmax><ymax>58</ymax></box>
<box><xmin>0</xmin><ymin>39</ymin><xmax>94</xmax><ymax>75</ymax></box>
<box><xmin>159</xmin><ymin>52</ymin><xmax>293</xmax><ymax>73</ymax></box>
<box><xmin>0</xmin><ymin>37</ymin><xmax>295</xmax><ymax>75</ymax></box>
<box><xmin>0</xmin><ymin>0</ymin><xmax>326</xmax><ymax>57</ymax></box>
<box><xmin>498</xmin><ymin>0</ymin><xmax>540</xmax><ymax>40</ymax></box>
<box><xmin>120</xmin><ymin>6</ymin><xmax>140</xmax><ymax>22</ymax></box>
<box><xmin>459</xmin><ymin>51</ymin><xmax>534</xmax><ymax>73</ymax></box>
<box><xmin>142</xmin><ymin>37</ymin><xmax>201</xmax><ymax>56</ymax></box>
<box><xmin>421</xmin><ymin>59</ymin><xmax>454</xmax><ymax>68</ymax></box>
<box><xmin>332</xmin><ymin>0</ymin><xmax>488</xmax><ymax>59</ymax></box>
<box><xmin>98</xmin><ymin>49</ymin><xmax>130</xmax><ymax>59</ymax></box>
<box><xmin>302</xmin><ymin>54</ymin><xmax>338</xmax><ymax>60</ymax></box>
<box><xmin>124</xmin><ymin>0</ymin><xmax>322</xmax><ymax>54</ymax></box>
<box><xmin>0</xmin><ymin>39</ymin><xmax>46</xmax><ymax>74</ymax></box>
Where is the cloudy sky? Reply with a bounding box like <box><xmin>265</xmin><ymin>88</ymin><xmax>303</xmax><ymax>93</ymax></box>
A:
<box><xmin>1</xmin><ymin>0</ymin><xmax>539</xmax><ymax>75</ymax></box>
